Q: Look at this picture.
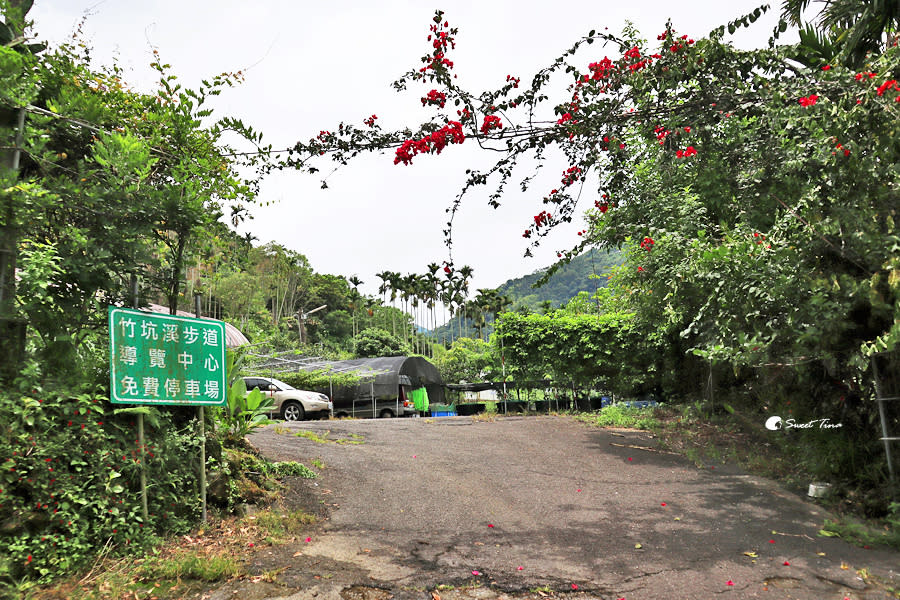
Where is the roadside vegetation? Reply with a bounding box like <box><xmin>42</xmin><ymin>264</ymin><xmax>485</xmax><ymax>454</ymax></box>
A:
<box><xmin>26</xmin><ymin>506</ymin><xmax>315</xmax><ymax>600</ymax></box>
<box><xmin>1</xmin><ymin>0</ymin><xmax>898</xmax><ymax>593</ymax></box>
<box><xmin>578</xmin><ymin>402</ymin><xmax>900</xmax><ymax>551</ymax></box>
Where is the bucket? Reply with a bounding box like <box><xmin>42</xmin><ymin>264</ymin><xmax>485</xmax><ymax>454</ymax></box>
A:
<box><xmin>807</xmin><ymin>482</ymin><xmax>832</xmax><ymax>498</ymax></box>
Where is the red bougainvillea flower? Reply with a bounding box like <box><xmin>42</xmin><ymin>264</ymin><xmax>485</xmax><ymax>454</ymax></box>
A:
<box><xmin>726</xmin><ymin>580</ymin><xmax>734</xmax><ymax>586</ymax></box>
<box><xmin>517</xmin><ymin>566</ymin><xmax>524</xmax><ymax>571</ymax></box>
<box><xmin>394</xmin><ymin>121</ymin><xmax>465</xmax><ymax>165</ymax></box>
<box><xmin>571</xmin><ymin>584</ymin><xmax>579</xmax><ymax>590</ymax></box>
<box><xmin>637</xmin><ymin>266</ymin><xmax>644</xmax><ymax>272</ymax></box>
<box><xmin>876</xmin><ymin>79</ymin><xmax>899</xmax><ymax>96</ymax></box>
<box><xmin>798</xmin><ymin>94</ymin><xmax>819</xmax><ymax>107</ymax></box>
<box><xmin>480</xmin><ymin>115</ymin><xmax>503</xmax><ymax>135</ymax></box>
<box><xmin>660</xmin><ymin>502</ymin><xmax>667</xmax><ymax>506</ymax></box>
<box><xmin>783</xmin><ymin>561</ymin><xmax>791</xmax><ymax>566</ymax></box>
<box><xmin>821</xmin><ymin>65</ymin><xmax>831</xmax><ymax>70</ymax></box>
<box><xmin>561</xmin><ymin>166</ymin><xmax>583</xmax><ymax>186</ymax></box>
<box><xmin>248</xmin><ymin>542</ymin><xmax>255</xmax><ymax>547</ymax></box>
<box><xmin>588</xmin><ymin>57</ymin><xmax>616</xmax><ymax>80</ymax></box>
<box><xmin>422</xmin><ymin>89</ymin><xmax>447</xmax><ymax>108</ymax></box>
<box><xmin>488</xmin><ymin>524</ymin><xmax>494</xmax><ymax>528</ymax></box>
<box><xmin>305</xmin><ymin>537</ymin><xmax>312</xmax><ymax>542</ymax></box>
<box><xmin>628</xmin><ymin>457</ymin><xmax>633</xmax><ymax>461</ymax></box>
<box><xmin>472</xmin><ymin>570</ymin><xmax>481</xmax><ymax>576</ymax></box>
<box><xmin>769</xmin><ymin>539</ymin><xmax>775</xmax><ymax>544</ymax></box>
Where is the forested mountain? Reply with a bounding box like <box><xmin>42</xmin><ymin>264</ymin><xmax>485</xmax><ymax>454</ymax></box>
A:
<box><xmin>497</xmin><ymin>248</ymin><xmax>623</xmax><ymax>312</ymax></box>
<box><xmin>428</xmin><ymin>248</ymin><xmax>624</xmax><ymax>342</ymax></box>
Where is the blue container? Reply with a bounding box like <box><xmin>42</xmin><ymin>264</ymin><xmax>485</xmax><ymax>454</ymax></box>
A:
<box><xmin>619</xmin><ymin>400</ymin><xmax>658</xmax><ymax>409</ymax></box>
<box><xmin>431</xmin><ymin>411</ymin><xmax>457</xmax><ymax>417</ymax></box>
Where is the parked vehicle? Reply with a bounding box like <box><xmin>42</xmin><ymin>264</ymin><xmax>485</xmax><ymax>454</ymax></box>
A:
<box><xmin>242</xmin><ymin>376</ymin><xmax>332</xmax><ymax>421</ymax></box>
<box><xmin>331</xmin><ymin>395</ymin><xmax>417</xmax><ymax>419</ymax></box>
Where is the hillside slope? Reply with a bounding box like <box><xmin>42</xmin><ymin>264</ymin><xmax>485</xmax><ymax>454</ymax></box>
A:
<box><xmin>432</xmin><ymin>248</ymin><xmax>623</xmax><ymax>341</ymax></box>
<box><xmin>497</xmin><ymin>248</ymin><xmax>622</xmax><ymax>312</ymax></box>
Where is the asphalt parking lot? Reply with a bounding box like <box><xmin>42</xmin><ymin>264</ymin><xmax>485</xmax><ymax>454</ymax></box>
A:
<box><xmin>241</xmin><ymin>415</ymin><xmax>899</xmax><ymax>600</ymax></box>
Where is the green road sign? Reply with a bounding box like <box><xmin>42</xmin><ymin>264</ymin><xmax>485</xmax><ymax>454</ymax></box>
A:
<box><xmin>108</xmin><ymin>307</ymin><xmax>227</xmax><ymax>406</ymax></box>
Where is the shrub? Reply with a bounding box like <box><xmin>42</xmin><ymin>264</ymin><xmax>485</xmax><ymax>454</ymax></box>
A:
<box><xmin>0</xmin><ymin>389</ymin><xmax>205</xmax><ymax>585</ymax></box>
<box><xmin>353</xmin><ymin>328</ymin><xmax>408</xmax><ymax>358</ymax></box>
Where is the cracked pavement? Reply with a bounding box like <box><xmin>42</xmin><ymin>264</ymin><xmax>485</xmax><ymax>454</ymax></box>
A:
<box><xmin>230</xmin><ymin>415</ymin><xmax>898</xmax><ymax>600</ymax></box>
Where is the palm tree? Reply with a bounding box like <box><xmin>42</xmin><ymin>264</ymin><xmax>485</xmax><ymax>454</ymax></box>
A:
<box><xmin>473</xmin><ymin>287</ymin><xmax>511</xmax><ymax>341</ymax></box>
<box><xmin>386</xmin><ymin>271</ymin><xmax>401</xmax><ymax>337</ymax></box>
<box><xmin>348</xmin><ymin>275</ymin><xmax>363</xmax><ymax>339</ymax></box>
<box><xmin>441</xmin><ymin>265</ymin><xmax>458</xmax><ymax>344</ymax></box>
<box><xmin>400</xmin><ymin>273</ymin><xmax>418</xmax><ymax>348</ymax></box>
<box><xmin>425</xmin><ymin>263</ymin><xmax>441</xmax><ymax>354</ymax></box>
<box><xmin>781</xmin><ymin>0</ymin><xmax>900</xmax><ymax>66</ymax></box>
<box><xmin>457</xmin><ymin>265</ymin><xmax>475</xmax><ymax>339</ymax></box>
<box><xmin>467</xmin><ymin>299</ymin><xmax>486</xmax><ymax>340</ymax></box>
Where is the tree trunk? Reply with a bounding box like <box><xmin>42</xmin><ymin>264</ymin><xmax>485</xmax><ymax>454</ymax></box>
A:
<box><xmin>0</xmin><ymin>107</ymin><xmax>26</xmax><ymax>382</ymax></box>
<box><xmin>167</xmin><ymin>233</ymin><xmax>187</xmax><ymax>315</ymax></box>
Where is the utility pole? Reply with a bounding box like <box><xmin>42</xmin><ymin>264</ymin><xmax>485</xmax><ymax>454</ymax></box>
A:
<box><xmin>297</xmin><ymin>304</ymin><xmax>327</xmax><ymax>345</ymax></box>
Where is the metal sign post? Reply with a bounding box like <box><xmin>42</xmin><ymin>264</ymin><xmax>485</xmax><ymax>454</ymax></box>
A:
<box><xmin>194</xmin><ymin>293</ymin><xmax>207</xmax><ymax>523</ymax></box>
<box><xmin>129</xmin><ymin>276</ymin><xmax>149</xmax><ymax>523</ymax></box>
<box><xmin>108</xmin><ymin>305</ymin><xmax>226</xmax><ymax>523</ymax></box>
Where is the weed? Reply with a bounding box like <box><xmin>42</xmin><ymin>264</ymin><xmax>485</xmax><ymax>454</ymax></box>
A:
<box><xmin>294</xmin><ymin>430</ymin><xmax>364</xmax><ymax>445</ymax></box>
<box><xmin>260</xmin><ymin>568</ymin><xmax>285</xmax><ymax>582</ymax></box>
<box><xmin>137</xmin><ymin>550</ymin><xmax>242</xmax><ymax>582</ymax></box>
<box><xmin>819</xmin><ymin>517</ymin><xmax>900</xmax><ymax>550</ymax></box>
<box><xmin>575</xmin><ymin>405</ymin><xmax>662</xmax><ymax>430</ymax></box>
<box><xmin>272</xmin><ymin>461</ymin><xmax>317</xmax><ymax>478</ymax></box>
<box><xmin>295</xmin><ymin>430</ymin><xmax>332</xmax><ymax>443</ymax></box>
<box><xmin>471</xmin><ymin>412</ymin><xmax>498</xmax><ymax>422</ymax></box>
<box><xmin>283</xmin><ymin>510</ymin><xmax>316</xmax><ymax>533</ymax></box>
<box><xmin>312</xmin><ymin>458</ymin><xmax>326</xmax><ymax>470</ymax></box>
<box><xmin>250</xmin><ymin>509</ymin><xmax>316</xmax><ymax>542</ymax></box>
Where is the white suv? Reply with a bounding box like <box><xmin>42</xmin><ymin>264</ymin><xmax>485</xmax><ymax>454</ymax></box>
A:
<box><xmin>242</xmin><ymin>376</ymin><xmax>333</xmax><ymax>421</ymax></box>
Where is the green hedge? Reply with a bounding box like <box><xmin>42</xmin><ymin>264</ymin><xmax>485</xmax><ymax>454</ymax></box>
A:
<box><xmin>268</xmin><ymin>369</ymin><xmax>362</xmax><ymax>394</ymax></box>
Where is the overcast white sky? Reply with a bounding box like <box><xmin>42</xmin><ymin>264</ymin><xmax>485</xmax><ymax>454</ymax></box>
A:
<box><xmin>30</xmin><ymin>1</ymin><xmax>788</xmax><ymax>298</ymax></box>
